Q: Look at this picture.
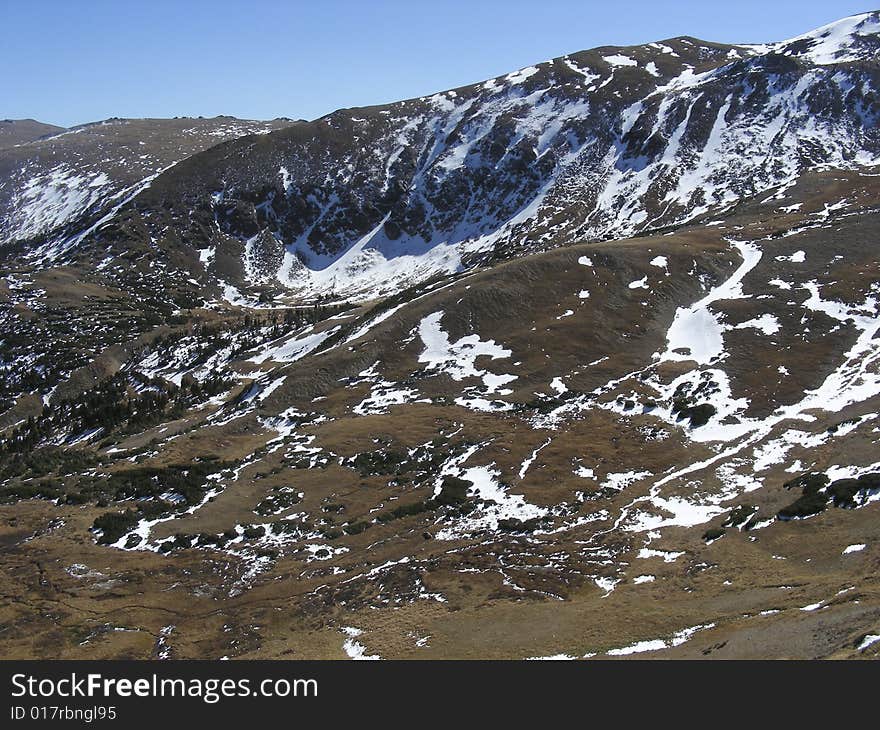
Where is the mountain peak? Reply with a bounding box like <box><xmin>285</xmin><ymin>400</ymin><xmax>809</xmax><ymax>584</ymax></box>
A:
<box><xmin>760</xmin><ymin>10</ymin><xmax>880</xmax><ymax>65</ymax></box>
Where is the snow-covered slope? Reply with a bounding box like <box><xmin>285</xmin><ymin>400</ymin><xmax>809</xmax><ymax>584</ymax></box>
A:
<box><xmin>55</xmin><ymin>11</ymin><xmax>878</xmax><ymax>302</ymax></box>
<box><xmin>0</xmin><ymin>116</ymin><xmax>298</xmax><ymax>253</ymax></box>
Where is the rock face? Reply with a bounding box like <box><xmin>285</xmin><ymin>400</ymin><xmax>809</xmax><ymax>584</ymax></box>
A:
<box><xmin>1</xmin><ymin>13</ymin><xmax>880</xmax><ymax>661</ymax></box>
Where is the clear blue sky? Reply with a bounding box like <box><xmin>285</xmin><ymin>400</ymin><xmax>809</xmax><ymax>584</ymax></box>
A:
<box><xmin>2</xmin><ymin>0</ymin><xmax>871</xmax><ymax>128</ymax></box>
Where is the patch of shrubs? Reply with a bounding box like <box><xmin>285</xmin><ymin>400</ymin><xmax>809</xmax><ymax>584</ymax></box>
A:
<box><xmin>673</xmin><ymin>402</ymin><xmax>717</xmax><ymax>428</ymax></box>
<box><xmin>777</xmin><ymin>470</ymin><xmax>880</xmax><ymax>520</ymax></box>
<box><xmin>433</xmin><ymin>476</ymin><xmax>472</xmax><ymax>506</ymax></box>
<box><xmin>0</xmin><ymin>480</ymin><xmax>62</xmax><ymax>503</ymax></box>
<box><xmin>0</xmin><ymin>447</ymin><xmax>98</xmax><ymax>481</ymax></box>
<box><xmin>671</xmin><ymin>375</ymin><xmax>720</xmax><ymax>428</ymax></box>
<box><xmin>497</xmin><ymin>517</ymin><xmax>543</xmax><ymax>533</ymax></box>
<box><xmin>828</xmin><ymin>473</ymin><xmax>880</xmax><ymax>508</ymax></box>
<box><xmin>343</xmin><ymin>520</ymin><xmax>371</xmax><ymax>535</ymax></box>
<box><xmin>374</xmin><ymin>475</ymin><xmax>475</xmax><ymax>525</ymax></box>
<box><xmin>347</xmin><ymin>449</ymin><xmax>407</xmax><ymax>477</ymax></box>
<box><xmin>93</xmin><ymin>509</ymin><xmax>141</xmax><ymax>545</ymax></box>
<box><xmin>156</xmin><ymin>523</ymin><xmax>277</xmax><ymax>554</ymax></box>
<box><xmin>344</xmin><ymin>439</ymin><xmax>459</xmax><ymax>484</ymax></box>
<box><xmin>100</xmin><ymin>461</ymin><xmax>232</xmax><ymax>504</ymax></box>
<box><xmin>242</xmin><ymin>525</ymin><xmax>266</xmax><ymax>540</ymax></box>
<box><xmin>312</xmin><ymin>475</ymin><xmax>481</xmax><ymax>538</ymax></box>
<box><xmin>517</xmin><ymin>395</ymin><xmax>567</xmax><ymax>415</ymax></box>
<box><xmin>158</xmin><ymin>534</ymin><xmax>194</xmax><ymax>553</ymax></box>
<box><xmin>376</xmin><ymin>500</ymin><xmax>433</xmax><ymax>522</ymax></box>
<box><xmin>777</xmin><ymin>472</ymin><xmax>830</xmax><ymax>520</ymax></box>
<box><xmin>196</xmin><ymin>532</ymin><xmax>228</xmax><ymax>548</ymax></box>
<box><xmin>723</xmin><ymin>504</ymin><xmax>756</xmax><ymax>528</ymax></box>
<box><xmin>271</xmin><ymin>520</ymin><xmax>309</xmax><ymax>537</ymax></box>
<box><xmin>0</xmin><ymin>370</ymin><xmax>232</xmax><ymax>457</ymax></box>
<box><xmin>254</xmin><ymin>486</ymin><xmax>301</xmax><ymax>516</ymax></box>
<box><xmin>90</xmin><ymin>460</ymin><xmax>232</xmax><ymax>543</ymax></box>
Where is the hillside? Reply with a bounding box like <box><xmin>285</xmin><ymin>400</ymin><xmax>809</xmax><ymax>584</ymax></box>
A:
<box><xmin>0</xmin><ymin>12</ymin><xmax>879</xmax><ymax>660</ymax></box>
<box><xmin>0</xmin><ymin>119</ymin><xmax>66</xmax><ymax>149</ymax></box>
<box><xmin>0</xmin><ymin>116</ymin><xmax>299</xmax><ymax>256</ymax></box>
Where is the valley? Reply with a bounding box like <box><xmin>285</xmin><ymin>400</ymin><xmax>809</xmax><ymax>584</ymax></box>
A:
<box><xmin>1</xmin><ymin>12</ymin><xmax>879</xmax><ymax>660</ymax></box>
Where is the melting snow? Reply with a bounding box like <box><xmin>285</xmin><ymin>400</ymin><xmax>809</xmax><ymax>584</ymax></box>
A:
<box><xmin>659</xmin><ymin>240</ymin><xmax>761</xmax><ymax>364</ymax></box>
<box><xmin>843</xmin><ymin>543</ymin><xmax>866</xmax><ymax>554</ymax></box>
<box><xmin>249</xmin><ymin>327</ymin><xmax>339</xmax><ymax>364</ymax></box>
<box><xmin>637</xmin><ymin>548</ymin><xmax>684</xmax><ymax>562</ymax></box>
<box><xmin>605</xmin><ymin>623</ymin><xmax>715</xmax><ymax>656</ymax></box>
<box><xmin>417</xmin><ymin>311</ymin><xmax>517</xmax><ymax>393</ymax></box>
<box><xmin>341</xmin><ymin>628</ymin><xmax>380</xmax><ymax>660</ymax></box>
<box><xmin>735</xmin><ymin>313</ymin><xmax>781</xmax><ymax>335</ymax></box>
<box><xmin>604</xmin><ymin>54</ymin><xmax>638</xmax><ymax>67</ymax></box>
<box><xmin>519</xmin><ymin>438</ymin><xmax>552</xmax><ymax>479</ymax></box>
<box><xmin>602</xmin><ymin>471</ymin><xmax>652</xmax><ymax>491</ymax></box>
<box><xmin>434</xmin><ymin>449</ymin><xmax>548</xmax><ymax>539</ymax></box>
<box><xmin>776</xmin><ymin>250</ymin><xmax>806</xmax><ymax>263</ymax></box>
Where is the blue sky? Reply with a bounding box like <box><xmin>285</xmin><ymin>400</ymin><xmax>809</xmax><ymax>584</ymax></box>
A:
<box><xmin>2</xmin><ymin>0</ymin><xmax>871</xmax><ymax>128</ymax></box>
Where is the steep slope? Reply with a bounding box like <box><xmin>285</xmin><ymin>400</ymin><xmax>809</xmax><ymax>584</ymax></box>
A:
<box><xmin>0</xmin><ymin>116</ymin><xmax>299</xmax><ymax>257</ymax></box>
<box><xmin>36</xmin><ymin>11</ymin><xmax>880</xmax><ymax>303</ymax></box>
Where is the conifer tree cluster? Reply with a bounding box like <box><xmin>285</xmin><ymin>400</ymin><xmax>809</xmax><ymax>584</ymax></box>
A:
<box><xmin>0</xmin><ymin>369</ymin><xmax>232</xmax><ymax>455</ymax></box>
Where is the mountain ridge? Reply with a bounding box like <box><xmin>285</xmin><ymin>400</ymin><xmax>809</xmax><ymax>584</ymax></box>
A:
<box><xmin>18</xmin><ymin>10</ymin><xmax>873</xmax><ymax>304</ymax></box>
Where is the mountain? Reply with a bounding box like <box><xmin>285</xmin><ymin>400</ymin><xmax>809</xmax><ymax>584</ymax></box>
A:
<box><xmin>1</xmin><ymin>12</ymin><xmax>879</xmax><ymax>660</ymax></box>
<box><xmin>8</xmin><ymin>12</ymin><xmax>878</xmax><ymax>302</ymax></box>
